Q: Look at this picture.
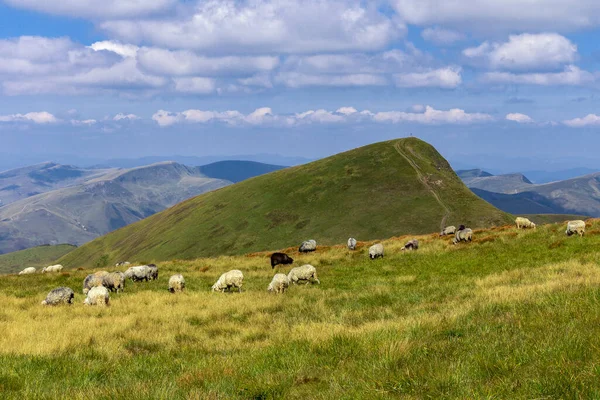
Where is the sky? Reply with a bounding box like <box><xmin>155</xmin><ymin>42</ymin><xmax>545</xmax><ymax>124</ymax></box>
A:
<box><xmin>1</xmin><ymin>0</ymin><xmax>600</xmax><ymax>172</ymax></box>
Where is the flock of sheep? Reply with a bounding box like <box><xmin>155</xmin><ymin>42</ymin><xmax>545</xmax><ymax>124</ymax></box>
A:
<box><xmin>20</xmin><ymin>218</ymin><xmax>588</xmax><ymax>306</ymax></box>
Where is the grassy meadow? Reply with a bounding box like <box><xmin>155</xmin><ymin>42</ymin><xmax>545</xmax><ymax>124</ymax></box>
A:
<box><xmin>2</xmin><ymin>221</ymin><xmax>600</xmax><ymax>398</ymax></box>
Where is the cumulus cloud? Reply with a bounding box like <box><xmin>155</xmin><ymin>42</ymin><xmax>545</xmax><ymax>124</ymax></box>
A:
<box><xmin>393</xmin><ymin>67</ymin><xmax>462</xmax><ymax>88</ymax></box>
<box><xmin>172</xmin><ymin>77</ymin><xmax>216</xmax><ymax>94</ymax></box>
<box><xmin>463</xmin><ymin>33</ymin><xmax>577</xmax><ymax>70</ymax></box>
<box><xmin>152</xmin><ymin>105</ymin><xmax>492</xmax><ymax>127</ymax></box>
<box><xmin>563</xmin><ymin>114</ymin><xmax>600</xmax><ymax>127</ymax></box>
<box><xmin>421</xmin><ymin>27</ymin><xmax>465</xmax><ymax>45</ymax></box>
<box><xmin>137</xmin><ymin>48</ymin><xmax>279</xmax><ymax>76</ymax></box>
<box><xmin>276</xmin><ymin>72</ymin><xmax>387</xmax><ymax>88</ymax></box>
<box><xmin>113</xmin><ymin>113</ymin><xmax>140</xmax><ymax>121</ymax></box>
<box><xmin>390</xmin><ymin>0</ymin><xmax>600</xmax><ymax>33</ymax></box>
<box><xmin>482</xmin><ymin>65</ymin><xmax>596</xmax><ymax>86</ymax></box>
<box><xmin>101</xmin><ymin>0</ymin><xmax>403</xmax><ymax>53</ymax></box>
<box><xmin>4</xmin><ymin>0</ymin><xmax>176</xmax><ymax>19</ymax></box>
<box><xmin>89</xmin><ymin>41</ymin><xmax>139</xmax><ymax>58</ymax></box>
<box><xmin>506</xmin><ymin>113</ymin><xmax>534</xmax><ymax>123</ymax></box>
<box><xmin>0</xmin><ymin>112</ymin><xmax>58</xmax><ymax>124</ymax></box>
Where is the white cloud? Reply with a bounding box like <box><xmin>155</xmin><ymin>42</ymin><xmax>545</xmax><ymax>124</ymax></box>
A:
<box><xmin>101</xmin><ymin>0</ymin><xmax>403</xmax><ymax>53</ymax></box>
<box><xmin>563</xmin><ymin>114</ymin><xmax>600</xmax><ymax>127</ymax></box>
<box><xmin>506</xmin><ymin>113</ymin><xmax>534</xmax><ymax>123</ymax></box>
<box><xmin>463</xmin><ymin>33</ymin><xmax>577</xmax><ymax>70</ymax></box>
<box><xmin>394</xmin><ymin>67</ymin><xmax>462</xmax><ymax>88</ymax></box>
<box><xmin>5</xmin><ymin>0</ymin><xmax>176</xmax><ymax>19</ymax></box>
<box><xmin>390</xmin><ymin>0</ymin><xmax>600</xmax><ymax>33</ymax></box>
<box><xmin>421</xmin><ymin>27</ymin><xmax>465</xmax><ymax>45</ymax></box>
<box><xmin>0</xmin><ymin>111</ymin><xmax>58</xmax><ymax>124</ymax></box>
<box><xmin>71</xmin><ymin>119</ymin><xmax>97</xmax><ymax>126</ymax></box>
<box><xmin>482</xmin><ymin>65</ymin><xmax>596</xmax><ymax>86</ymax></box>
<box><xmin>89</xmin><ymin>41</ymin><xmax>139</xmax><ymax>58</ymax></box>
<box><xmin>238</xmin><ymin>74</ymin><xmax>273</xmax><ymax>88</ymax></box>
<box><xmin>373</xmin><ymin>106</ymin><xmax>492</xmax><ymax>124</ymax></box>
<box><xmin>137</xmin><ymin>48</ymin><xmax>279</xmax><ymax>76</ymax></box>
<box><xmin>113</xmin><ymin>113</ymin><xmax>140</xmax><ymax>121</ymax></box>
<box><xmin>152</xmin><ymin>105</ymin><xmax>492</xmax><ymax>127</ymax></box>
<box><xmin>277</xmin><ymin>72</ymin><xmax>388</xmax><ymax>88</ymax></box>
<box><xmin>173</xmin><ymin>77</ymin><xmax>216</xmax><ymax>94</ymax></box>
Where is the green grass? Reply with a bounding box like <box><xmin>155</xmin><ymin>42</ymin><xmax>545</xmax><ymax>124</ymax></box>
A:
<box><xmin>1</xmin><ymin>220</ymin><xmax>600</xmax><ymax>398</ymax></box>
<box><xmin>61</xmin><ymin>138</ymin><xmax>512</xmax><ymax>268</ymax></box>
<box><xmin>0</xmin><ymin>244</ymin><xmax>76</xmax><ymax>274</ymax></box>
<box><xmin>520</xmin><ymin>213</ymin><xmax>589</xmax><ymax>225</ymax></box>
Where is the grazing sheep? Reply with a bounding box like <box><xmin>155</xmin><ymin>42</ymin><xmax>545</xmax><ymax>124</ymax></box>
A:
<box><xmin>452</xmin><ymin>228</ymin><xmax>473</xmax><ymax>244</ymax></box>
<box><xmin>401</xmin><ymin>239</ymin><xmax>419</xmax><ymax>251</ymax></box>
<box><xmin>41</xmin><ymin>287</ymin><xmax>74</xmax><ymax>306</ymax></box>
<box><xmin>147</xmin><ymin>264</ymin><xmax>159</xmax><ymax>281</ymax></box>
<box><xmin>103</xmin><ymin>272</ymin><xmax>125</xmax><ymax>293</ymax></box>
<box><xmin>83</xmin><ymin>274</ymin><xmax>104</xmax><ymax>294</ymax></box>
<box><xmin>440</xmin><ymin>226</ymin><xmax>456</xmax><ymax>236</ymax></box>
<box><xmin>347</xmin><ymin>238</ymin><xmax>357</xmax><ymax>250</ymax></box>
<box><xmin>212</xmin><ymin>270</ymin><xmax>244</xmax><ymax>292</ymax></box>
<box><xmin>84</xmin><ymin>286</ymin><xmax>110</xmax><ymax>306</ymax></box>
<box><xmin>299</xmin><ymin>239</ymin><xmax>317</xmax><ymax>253</ymax></box>
<box><xmin>270</xmin><ymin>252</ymin><xmax>294</xmax><ymax>269</ymax></box>
<box><xmin>287</xmin><ymin>264</ymin><xmax>320</xmax><ymax>285</ymax></box>
<box><xmin>515</xmin><ymin>217</ymin><xmax>536</xmax><ymax>229</ymax></box>
<box><xmin>124</xmin><ymin>265</ymin><xmax>151</xmax><ymax>282</ymax></box>
<box><xmin>267</xmin><ymin>273</ymin><xmax>290</xmax><ymax>294</ymax></box>
<box><xmin>169</xmin><ymin>274</ymin><xmax>186</xmax><ymax>293</ymax></box>
<box><xmin>41</xmin><ymin>264</ymin><xmax>63</xmax><ymax>273</ymax></box>
<box><xmin>18</xmin><ymin>267</ymin><xmax>36</xmax><ymax>275</ymax></box>
<box><xmin>115</xmin><ymin>261</ymin><xmax>131</xmax><ymax>267</ymax></box>
<box><xmin>369</xmin><ymin>243</ymin><xmax>384</xmax><ymax>259</ymax></box>
<box><xmin>566</xmin><ymin>220</ymin><xmax>586</xmax><ymax>237</ymax></box>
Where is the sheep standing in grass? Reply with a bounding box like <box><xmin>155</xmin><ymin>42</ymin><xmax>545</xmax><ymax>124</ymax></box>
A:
<box><xmin>103</xmin><ymin>272</ymin><xmax>125</xmax><ymax>293</ymax></box>
<box><xmin>288</xmin><ymin>264</ymin><xmax>320</xmax><ymax>285</ymax></box>
<box><xmin>115</xmin><ymin>261</ymin><xmax>130</xmax><ymax>267</ymax></box>
<box><xmin>440</xmin><ymin>226</ymin><xmax>456</xmax><ymax>236</ymax></box>
<box><xmin>18</xmin><ymin>267</ymin><xmax>36</xmax><ymax>275</ymax></box>
<box><xmin>267</xmin><ymin>273</ymin><xmax>290</xmax><ymax>293</ymax></box>
<box><xmin>83</xmin><ymin>274</ymin><xmax>105</xmax><ymax>294</ymax></box>
<box><xmin>84</xmin><ymin>286</ymin><xmax>110</xmax><ymax>306</ymax></box>
<box><xmin>347</xmin><ymin>238</ymin><xmax>357</xmax><ymax>250</ymax></box>
<box><xmin>566</xmin><ymin>220</ymin><xmax>586</xmax><ymax>237</ymax></box>
<box><xmin>369</xmin><ymin>243</ymin><xmax>384</xmax><ymax>259</ymax></box>
<box><xmin>147</xmin><ymin>264</ymin><xmax>159</xmax><ymax>281</ymax></box>
<box><xmin>452</xmin><ymin>228</ymin><xmax>473</xmax><ymax>244</ymax></box>
<box><xmin>124</xmin><ymin>265</ymin><xmax>151</xmax><ymax>282</ymax></box>
<box><xmin>401</xmin><ymin>239</ymin><xmax>419</xmax><ymax>251</ymax></box>
<box><xmin>212</xmin><ymin>270</ymin><xmax>244</xmax><ymax>292</ymax></box>
<box><xmin>299</xmin><ymin>240</ymin><xmax>317</xmax><ymax>253</ymax></box>
<box><xmin>41</xmin><ymin>287</ymin><xmax>74</xmax><ymax>306</ymax></box>
<box><xmin>42</xmin><ymin>264</ymin><xmax>63</xmax><ymax>273</ymax></box>
<box><xmin>169</xmin><ymin>274</ymin><xmax>185</xmax><ymax>293</ymax></box>
<box><xmin>516</xmin><ymin>217</ymin><xmax>536</xmax><ymax>229</ymax></box>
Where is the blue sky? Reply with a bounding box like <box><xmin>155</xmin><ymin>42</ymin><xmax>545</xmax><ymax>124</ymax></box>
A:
<box><xmin>1</xmin><ymin>0</ymin><xmax>600</xmax><ymax>172</ymax></box>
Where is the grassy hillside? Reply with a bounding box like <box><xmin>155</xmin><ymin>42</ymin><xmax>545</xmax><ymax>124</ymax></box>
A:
<box><xmin>2</xmin><ymin>220</ymin><xmax>600</xmax><ymax>398</ymax></box>
<box><xmin>61</xmin><ymin>138</ymin><xmax>512</xmax><ymax>267</ymax></box>
<box><xmin>0</xmin><ymin>244</ymin><xmax>76</xmax><ymax>274</ymax></box>
<box><xmin>520</xmin><ymin>214</ymin><xmax>590</xmax><ymax>225</ymax></box>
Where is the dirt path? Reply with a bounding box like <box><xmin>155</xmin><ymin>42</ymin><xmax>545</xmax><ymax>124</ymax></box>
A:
<box><xmin>394</xmin><ymin>141</ymin><xmax>451</xmax><ymax>231</ymax></box>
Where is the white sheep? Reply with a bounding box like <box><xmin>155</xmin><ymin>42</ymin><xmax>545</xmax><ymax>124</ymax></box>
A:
<box><xmin>299</xmin><ymin>239</ymin><xmax>317</xmax><ymax>253</ymax></box>
<box><xmin>566</xmin><ymin>220</ymin><xmax>586</xmax><ymax>237</ymax></box>
<box><xmin>267</xmin><ymin>273</ymin><xmax>290</xmax><ymax>293</ymax></box>
<box><xmin>212</xmin><ymin>270</ymin><xmax>244</xmax><ymax>292</ymax></box>
<box><xmin>169</xmin><ymin>274</ymin><xmax>186</xmax><ymax>293</ymax></box>
<box><xmin>287</xmin><ymin>264</ymin><xmax>320</xmax><ymax>285</ymax></box>
<box><xmin>440</xmin><ymin>226</ymin><xmax>456</xmax><ymax>236</ymax></box>
<box><xmin>41</xmin><ymin>264</ymin><xmax>63</xmax><ymax>273</ymax></box>
<box><xmin>18</xmin><ymin>267</ymin><xmax>36</xmax><ymax>275</ymax></box>
<box><xmin>84</xmin><ymin>286</ymin><xmax>110</xmax><ymax>306</ymax></box>
<box><xmin>124</xmin><ymin>265</ymin><xmax>151</xmax><ymax>282</ymax></box>
<box><xmin>41</xmin><ymin>287</ymin><xmax>74</xmax><ymax>306</ymax></box>
<box><xmin>452</xmin><ymin>228</ymin><xmax>473</xmax><ymax>244</ymax></box>
<box><xmin>347</xmin><ymin>238</ymin><xmax>357</xmax><ymax>250</ymax></box>
<box><xmin>515</xmin><ymin>217</ymin><xmax>536</xmax><ymax>229</ymax></box>
<box><xmin>369</xmin><ymin>243</ymin><xmax>384</xmax><ymax>259</ymax></box>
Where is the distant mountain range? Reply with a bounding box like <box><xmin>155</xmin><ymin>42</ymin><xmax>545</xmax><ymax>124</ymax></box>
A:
<box><xmin>458</xmin><ymin>169</ymin><xmax>600</xmax><ymax>217</ymax></box>
<box><xmin>0</xmin><ymin>160</ymin><xmax>286</xmax><ymax>254</ymax></box>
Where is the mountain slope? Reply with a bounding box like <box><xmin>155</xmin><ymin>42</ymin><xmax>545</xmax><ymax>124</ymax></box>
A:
<box><xmin>0</xmin><ymin>244</ymin><xmax>76</xmax><ymax>274</ymax></box>
<box><xmin>0</xmin><ymin>162</ymin><xmax>230</xmax><ymax>254</ymax></box>
<box><xmin>198</xmin><ymin>161</ymin><xmax>285</xmax><ymax>183</ymax></box>
<box><xmin>0</xmin><ymin>162</ymin><xmax>113</xmax><ymax>207</ymax></box>
<box><xmin>462</xmin><ymin>172</ymin><xmax>533</xmax><ymax>194</ymax></box>
<box><xmin>61</xmin><ymin>138</ymin><xmax>513</xmax><ymax>267</ymax></box>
